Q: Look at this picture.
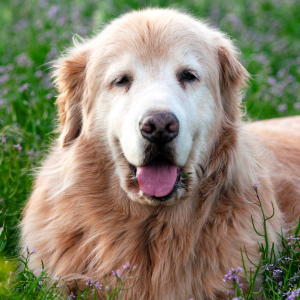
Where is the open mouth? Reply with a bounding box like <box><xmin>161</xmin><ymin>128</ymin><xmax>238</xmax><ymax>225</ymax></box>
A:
<box><xmin>129</xmin><ymin>156</ymin><xmax>187</xmax><ymax>202</ymax></box>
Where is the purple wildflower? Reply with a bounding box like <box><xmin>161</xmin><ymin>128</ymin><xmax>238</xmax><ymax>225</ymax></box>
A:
<box><xmin>20</xmin><ymin>83</ymin><xmax>29</xmax><ymax>92</ymax></box>
<box><xmin>46</xmin><ymin>93</ymin><xmax>52</xmax><ymax>99</ymax></box>
<box><xmin>14</xmin><ymin>144</ymin><xmax>22</xmax><ymax>152</ymax></box>
<box><xmin>294</xmin><ymin>102</ymin><xmax>300</xmax><ymax>109</ymax></box>
<box><xmin>57</xmin><ymin>17</ymin><xmax>65</xmax><ymax>26</ymax></box>
<box><xmin>273</xmin><ymin>268</ymin><xmax>282</xmax><ymax>278</ymax></box>
<box><xmin>1</xmin><ymin>135</ymin><xmax>6</xmax><ymax>145</ymax></box>
<box><xmin>35</xmin><ymin>70</ymin><xmax>43</xmax><ymax>78</ymax></box>
<box><xmin>277</xmin><ymin>256</ymin><xmax>284</xmax><ymax>262</ymax></box>
<box><xmin>27</xmin><ymin>148</ymin><xmax>35</xmax><ymax>156</ymax></box>
<box><xmin>0</xmin><ymin>74</ymin><xmax>9</xmax><ymax>84</ymax></box>
<box><xmin>277</xmin><ymin>104</ymin><xmax>287</xmax><ymax>112</ymax></box>
<box><xmin>95</xmin><ymin>281</ymin><xmax>102</xmax><ymax>289</ymax></box>
<box><xmin>86</xmin><ymin>278</ymin><xmax>93</xmax><ymax>287</ymax></box>
<box><xmin>112</xmin><ymin>269</ymin><xmax>121</xmax><ymax>279</ymax></box>
<box><xmin>287</xmin><ymin>236</ymin><xmax>299</xmax><ymax>247</ymax></box>
<box><xmin>226</xmin><ymin>13</ymin><xmax>240</xmax><ymax>26</ymax></box>
<box><xmin>46</xmin><ymin>48</ymin><xmax>58</xmax><ymax>60</ymax></box>
<box><xmin>123</xmin><ymin>262</ymin><xmax>130</xmax><ymax>269</ymax></box>
<box><xmin>76</xmin><ymin>26</ymin><xmax>88</xmax><ymax>36</ymax></box>
<box><xmin>42</xmin><ymin>74</ymin><xmax>52</xmax><ymax>89</ymax></box>
<box><xmin>287</xmin><ymin>75</ymin><xmax>295</xmax><ymax>83</ymax></box>
<box><xmin>68</xmin><ymin>292</ymin><xmax>75</xmax><ymax>299</ymax></box>
<box><xmin>253</xmin><ymin>183</ymin><xmax>260</xmax><ymax>195</ymax></box>
<box><xmin>291</xmin><ymin>273</ymin><xmax>299</xmax><ymax>281</ymax></box>
<box><xmin>285</xmin><ymin>257</ymin><xmax>292</xmax><ymax>261</ymax></box>
<box><xmin>38</xmin><ymin>281</ymin><xmax>43</xmax><ymax>285</ymax></box>
<box><xmin>268</xmin><ymin>77</ymin><xmax>276</xmax><ymax>85</ymax></box>
<box><xmin>48</xmin><ymin>6</ymin><xmax>60</xmax><ymax>18</ymax></box>
<box><xmin>15</xmin><ymin>53</ymin><xmax>33</xmax><ymax>67</ymax></box>
<box><xmin>14</xmin><ymin>19</ymin><xmax>29</xmax><ymax>31</ymax></box>
<box><xmin>277</xmin><ymin>69</ymin><xmax>286</xmax><ymax>78</ymax></box>
<box><xmin>223</xmin><ymin>267</ymin><xmax>242</xmax><ymax>283</ymax></box>
<box><xmin>286</xmin><ymin>288</ymin><xmax>300</xmax><ymax>300</ymax></box>
<box><xmin>38</xmin><ymin>0</ymin><xmax>48</xmax><ymax>8</ymax></box>
<box><xmin>265</xmin><ymin>276</ymin><xmax>271</xmax><ymax>281</ymax></box>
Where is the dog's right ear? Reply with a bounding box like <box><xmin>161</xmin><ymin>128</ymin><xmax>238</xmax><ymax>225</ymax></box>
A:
<box><xmin>52</xmin><ymin>45</ymin><xmax>89</xmax><ymax>147</ymax></box>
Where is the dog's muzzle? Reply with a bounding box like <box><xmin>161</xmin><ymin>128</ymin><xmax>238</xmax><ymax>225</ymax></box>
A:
<box><xmin>132</xmin><ymin>111</ymin><xmax>180</xmax><ymax>199</ymax></box>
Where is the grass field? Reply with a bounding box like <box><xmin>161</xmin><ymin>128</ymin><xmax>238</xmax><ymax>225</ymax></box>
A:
<box><xmin>0</xmin><ymin>0</ymin><xmax>300</xmax><ymax>298</ymax></box>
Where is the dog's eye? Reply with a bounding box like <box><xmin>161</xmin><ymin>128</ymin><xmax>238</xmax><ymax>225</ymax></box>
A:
<box><xmin>115</xmin><ymin>76</ymin><xmax>130</xmax><ymax>86</ymax></box>
<box><xmin>180</xmin><ymin>71</ymin><xmax>197</xmax><ymax>83</ymax></box>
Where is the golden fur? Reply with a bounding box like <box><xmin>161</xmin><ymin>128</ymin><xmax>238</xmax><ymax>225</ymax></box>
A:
<box><xmin>21</xmin><ymin>9</ymin><xmax>300</xmax><ymax>300</ymax></box>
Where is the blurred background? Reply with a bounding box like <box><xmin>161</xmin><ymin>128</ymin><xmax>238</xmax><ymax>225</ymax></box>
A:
<box><xmin>0</xmin><ymin>0</ymin><xmax>299</xmax><ymax>257</ymax></box>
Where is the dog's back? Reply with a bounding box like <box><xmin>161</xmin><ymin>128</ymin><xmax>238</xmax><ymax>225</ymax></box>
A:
<box><xmin>247</xmin><ymin>116</ymin><xmax>300</xmax><ymax>224</ymax></box>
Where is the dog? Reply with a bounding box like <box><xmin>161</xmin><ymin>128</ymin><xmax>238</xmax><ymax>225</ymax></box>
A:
<box><xmin>21</xmin><ymin>8</ymin><xmax>300</xmax><ymax>300</ymax></box>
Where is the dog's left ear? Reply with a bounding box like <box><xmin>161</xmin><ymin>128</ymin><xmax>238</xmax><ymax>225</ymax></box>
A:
<box><xmin>52</xmin><ymin>45</ymin><xmax>89</xmax><ymax>147</ymax></box>
<box><xmin>217</xmin><ymin>42</ymin><xmax>250</xmax><ymax>123</ymax></box>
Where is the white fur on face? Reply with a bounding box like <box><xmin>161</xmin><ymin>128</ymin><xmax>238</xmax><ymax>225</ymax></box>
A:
<box><xmin>98</xmin><ymin>50</ymin><xmax>217</xmax><ymax>170</ymax></box>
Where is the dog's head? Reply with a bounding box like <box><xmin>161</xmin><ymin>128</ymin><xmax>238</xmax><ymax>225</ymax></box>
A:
<box><xmin>53</xmin><ymin>9</ymin><xmax>249</xmax><ymax>206</ymax></box>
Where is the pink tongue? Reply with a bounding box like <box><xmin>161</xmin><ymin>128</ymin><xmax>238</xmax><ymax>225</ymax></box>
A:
<box><xmin>136</xmin><ymin>160</ymin><xmax>178</xmax><ymax>198</ymax></box>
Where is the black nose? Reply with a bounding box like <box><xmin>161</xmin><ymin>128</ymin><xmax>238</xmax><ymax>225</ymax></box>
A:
<box><xmin>139</xmin><ymin>112</ymin><xmax>179</xmax><ymax>144</ymax></box>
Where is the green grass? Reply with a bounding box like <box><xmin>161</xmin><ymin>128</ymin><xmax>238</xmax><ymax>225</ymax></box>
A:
<box><xmin>0</xmin><ymin>0</ymin><xmax>299</xmax><ymax>298</ymax></box>
<box><xmin>224</xmin><ymin>187</ymin><xmax>300</xmax><ymax>300</ymax></box>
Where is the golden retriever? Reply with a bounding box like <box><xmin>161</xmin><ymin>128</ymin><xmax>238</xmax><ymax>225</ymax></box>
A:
<box><xmin>21</xmin><ymin>8</ymin><xmax>300</xmax><ymax>300</ymax></box>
